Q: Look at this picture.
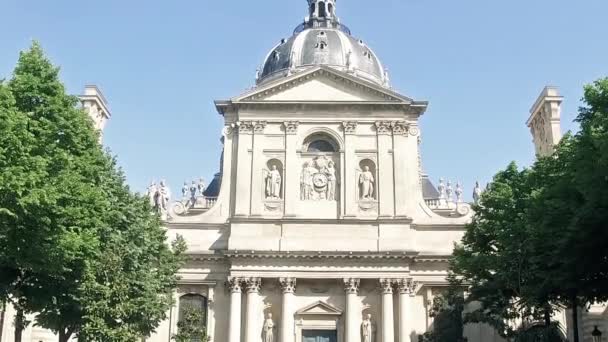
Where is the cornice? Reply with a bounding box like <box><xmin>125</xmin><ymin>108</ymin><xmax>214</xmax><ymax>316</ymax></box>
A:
<box><xmin>223</xmin><ymin>250</ymin><xmax>419</xmax><ymax>260</ymax></box>
<box><xmin>229</xmin><ymin>216</ymin><xmax>413</xmax><ymax>225</ymax></box>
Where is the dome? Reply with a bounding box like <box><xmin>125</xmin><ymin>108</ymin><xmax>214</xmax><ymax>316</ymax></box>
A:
<box><xmin>256</xmin><ymin>0</ymin><xmax>388</xmax><ymax>87</ymax></box>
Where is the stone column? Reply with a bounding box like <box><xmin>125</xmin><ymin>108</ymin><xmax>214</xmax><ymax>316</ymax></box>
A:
<box><xmin>379</xmin><ymin>279</ymin><xmax>395</xmax><ymax>342</ymax></box>
<box><xmin>280</xmin><ymin>277</ymin><xmax>297</xmax><ymax>342</ymax></box>
<box><xmin>227</xmin><ymin>277</ymin><xmax>242</xmax><ymax>342</ymax></box>
<box><xmin>343</xmin><ymin>278</ymin><xmax>360</xmax><ymax>342</ymax></box>
<box><xmin>397</xmin><ymin>278</ymin><xmax>415</xmax><ymax>342</ymax></box>
<box><xmin>207</xmin><ymin>284</ymin><xmax>217</xmax><ymax>341</ymax></box>
<box><xmin>245</xmin><ymin>278</ymin><xmax>262</xmax><ymax>342</ymax></box>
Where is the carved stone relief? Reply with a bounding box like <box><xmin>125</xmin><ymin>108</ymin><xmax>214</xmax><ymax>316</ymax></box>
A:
<box><xmin>300</xmin><ymin>155</ymin><xmax>339</xmax><ymax>201</ymax></box>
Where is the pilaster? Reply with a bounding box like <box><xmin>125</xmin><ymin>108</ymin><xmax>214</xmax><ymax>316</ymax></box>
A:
<box><xmin>250</xmin><ymin>121</ymin><xmax>267</xmax><ymax>216</ymax></box>
<box><xmin>284</xmin><ymin>121</ymin><xmax>300</xmax><ymax>217</ymax></box>
<box><xmin>235</xmin><ymin>122</ymin><xmax>254</xmax><ymax>217</ymax></box>
<box><xmin>343</xmin><ymin>122</ymin><xmax>358</xmax><ymax>218</ymax></box>
<box><xmin>376</xmin><ymin>121</ymin><xmax>395</xmax><ymax>217</ymax></box>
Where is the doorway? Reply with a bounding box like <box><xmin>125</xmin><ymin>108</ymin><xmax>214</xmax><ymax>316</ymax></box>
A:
<box><xmin>302</xmin><ymin>329</ymin><xmax>337</xmax><ymax>342</ymax></box>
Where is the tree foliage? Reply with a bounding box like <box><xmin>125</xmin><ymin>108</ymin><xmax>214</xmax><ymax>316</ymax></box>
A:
<box><xmin>450</xmin><ymin>77</ymin><xmax>608</xmax><ymax>342</ymax></box>
<box><xmin>421</xmin><ymin>286</ymin><xmax>466</xmax><ymax>342</ymax></box>
<box><xmin>0</xmin><ymin>42</ymin><xmax>185</xmax><ymax>342</ymax></box>
<box><xmin>172</xmin><ymin>305</ymin><xmax>208</xmax><ymax>342</ymax></box>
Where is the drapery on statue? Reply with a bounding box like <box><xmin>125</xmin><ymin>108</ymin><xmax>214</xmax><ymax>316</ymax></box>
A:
<box><xmin>262</xmin><ymin>313</ymin><xmax>274</xmax><ymax>342</ymax></box>
<box><xmin>300</xmin><ymin>161</ymin><xmax>318</xmax><ymax>200</ymax></box>
<box><xmin>361</xmin><ymin>313</ymin><xmax>373</xmax><ymax>342</ymax></box>
<box><xmin>265</xmin><ymin>165</ymin><xmax>282</xmax><ymax>199</ymax></box>
<box><xmin>147</xmin><ymin>180</ymin><xmax>171</xmax><ymax>218</ymax></box>
<box><xmin>326</xmin><ymin>161</ymin><xmax>337</xmax><ymax>201</ymax></box>
<box><xmin>359</xmin><ymin>165</ymin><xmax>374</xmax><ymax>199</ymax></box>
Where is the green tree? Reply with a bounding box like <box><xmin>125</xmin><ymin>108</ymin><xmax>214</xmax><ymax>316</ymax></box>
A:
<box><xmin>0</xmin><ymin>42</ymin><xmax>186</xmax><ymax>342</ymax></box>
<box><xmin>420</xmin><ymin>285</ymin><xmax>466</xmax><ymax>342</ymax></box>
<box><xmin>172</xmin><ymin>305</ymin><xmax>208</xmax><ymax>342</ymax></box>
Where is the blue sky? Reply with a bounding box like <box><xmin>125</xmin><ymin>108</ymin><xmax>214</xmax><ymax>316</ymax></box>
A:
<box><xmin>1</xmin><ymin>0</ymin><xmax>606</xmax><ymax>199</ymax></box>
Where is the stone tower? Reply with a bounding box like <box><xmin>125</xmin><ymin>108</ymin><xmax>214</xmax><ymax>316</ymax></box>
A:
<box><xmin>79</xmin><ymin>85</ymin><xmax>111</xmax><ymax>141</ymax></box>
<box><xmin>526</xmin><ymin>86</ymin><xmax>563</xmax><ymax>157</ymax></box>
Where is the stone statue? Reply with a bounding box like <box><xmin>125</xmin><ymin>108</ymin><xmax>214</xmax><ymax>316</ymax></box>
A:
<box><xmin>326</xmin><ymin>161</ymin><xmax>337</xmax><ymax>201</ymax></box>
<box><xmin>300</xmin><ymin>161</ymin><xmax>318</xmax><ymax>200</ymax></box>
<box><xmin>189</xmin><ymin>181</ymin><xmax>198</xmax><ymax>206</ymax></box>
<box><xmin>455</xmin><ymin>182</ymin><xmax>463</xmax><ymax>203</ymax></box>
<box><xmin>262</xmin><ymin>313</ymin><xmax>274</xmax><ymax>342</ymax></box>
<box><xmin>266</xmin><ymin>165</ymin><xmax>282</xmax><ymax>199</ymax></box>
<box><xmin>156</xmin><ymin>180</ymin><xmax>171</xmax><ymax>216</ymax></box>
<box><xmin>446</xmin><ymin>180</ymin><xmax>454</xmax><ymax>202</ymax></box>
<box><xmin>361</xmin><ymin>314</ymin><xmax>373</xmax><ymax>342</ymax></box>
<box><xmin>359</xmin><ymin>166</ymin><xmax>374</xmax><ymax>200</ymax></box>
<box><xmin>346</xmin><ymin>50</ymin><xmax>353</xmax><ymax>71</ymax></box>
<box><xmin>383</xmin><ymin>68</ymin><xmax>390</xmax><ymax>87</ymax></box>
<box><xmin>181</xmin><ymin>181</ymin><xmax>189</xmax><ymax>199</ymax></box>
<box><xmin>197</xmin><ymin>177</ymin><xmax>206</xmax><ymax>196</ymax></box>
<box><xmin>146</xmin><ymin>181</ymin><xmax>157</xmax><ymax>207</ymax></box>
<box><xmin>438</xmin><ymin>178</ymin><xmax>446</xmax><ymax>199</ymax></box>
<box><xmin>473</xmin><ymin>181</ymin><xmax>482</xmax><ymax>204</ymax></box>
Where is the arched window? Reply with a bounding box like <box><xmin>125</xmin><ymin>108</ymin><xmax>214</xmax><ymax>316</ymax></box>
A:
<box><xmin>318</xmin><ymin>1</ymin><xmax>327</xmax><ymax>17</ymax></box>
<box><xmin>178</xmin><ymin>294</ymin><xmax>208</xmax><ymax>342</ymax></box>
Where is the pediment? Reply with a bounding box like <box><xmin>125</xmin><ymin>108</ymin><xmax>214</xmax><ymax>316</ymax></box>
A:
<box><xmin>296</xmin><ymin>301</ymin><xmax>343</xmax><ymax>316</ymax></box>
<box><xmin>234</xmin><ymin>66</ymin><xmax>412</xmax><ymax>103</ymax></box>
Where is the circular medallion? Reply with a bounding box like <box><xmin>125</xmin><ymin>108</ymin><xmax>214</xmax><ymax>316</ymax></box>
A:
<box><xmin>312</xmin><ymin>173</ymin><xmax>328</xmax><ymax>188</ymax></box>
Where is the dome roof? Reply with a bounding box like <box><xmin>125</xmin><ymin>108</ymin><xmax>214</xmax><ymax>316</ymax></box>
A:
<box><xmin>256</xmin><ymin>1</ymin><xmax>388</xmax><ymax>87</ymax></box>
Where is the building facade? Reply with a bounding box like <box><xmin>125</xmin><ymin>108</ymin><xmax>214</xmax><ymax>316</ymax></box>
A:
<box><xmin>2</xmin><ymin>2</ymin><xmax>606</xmax><ymax>342</ymax></box>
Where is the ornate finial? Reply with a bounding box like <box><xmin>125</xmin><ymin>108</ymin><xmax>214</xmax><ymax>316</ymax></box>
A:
<box><xmin>383</xmin><ymin>68</ymin><xmax>391</xmax><ymax>88</ymax></box>
<box><xmin>255</xmin><ymin>68</ymin><xmax>261</xmax><ymax>83</ymax></box>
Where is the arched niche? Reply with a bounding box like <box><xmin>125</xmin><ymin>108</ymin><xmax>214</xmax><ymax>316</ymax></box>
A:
<box><xmin>265</xmin><ymin>159</ymin><xmax>284</xmax><ymax>200</ymax></box>
<box><xmin>358</xmin><ymin>159</ymin><xmax>377</xmax><ymax>200</ymax></box>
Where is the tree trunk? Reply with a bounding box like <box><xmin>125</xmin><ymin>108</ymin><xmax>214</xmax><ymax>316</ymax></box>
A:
<box><xmin>13</xmin><ymin>309</ymin><xmax>24</xmax><ymax>342</ymax></box>
<box><xmin>571</xmin><ymin>296</ymin><xmax>580</xmax><ymax>342</ymax></box>
<box><xmin>58</xmin><ymin>328</ymin><xmax>73</xmax><ymax>342</ymax></box>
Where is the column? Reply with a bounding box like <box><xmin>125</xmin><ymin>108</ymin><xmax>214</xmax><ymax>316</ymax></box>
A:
<box><xmin>379</xmin><ymin>279</ymin><xmax>395</xmax><ymax>342</ymax></box>
<box><xmin>284</xmin><ymin>121</ymin><xmax>299</xmax><ymax>217</ymax></box>
<box><xmin>397</xmin><ymin>278</ymin><xmax>415</xmax><ymax>342</ymax></box>
<box><xmin>245</xmin><ymin>278</ymin><xmax>262</xmax><ymax>342</ymax></box>
<box><xmin>343</xmin><ymin>278</ymin><xmax>360</xmax><ymax>342</ymax></box>
<box><xmin>280</xmin><ymin>278</ymin><xmax>297</xmax><ymax>342</ymax></box>
<box><xmin>227</xmin><ymin>277</ymin><xmax>242</xmax><ymax>342</ymax></box>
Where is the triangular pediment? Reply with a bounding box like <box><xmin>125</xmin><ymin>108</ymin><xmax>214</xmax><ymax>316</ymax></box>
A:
<box><xmin>234</xmin><ymin>66</ymin><xmax>412</xmax><ymax>103</ymax></box>
<box><xmin>296</xmin><ymin>301</ymin><xmax>343</xmax><ymax>316</ymax></box>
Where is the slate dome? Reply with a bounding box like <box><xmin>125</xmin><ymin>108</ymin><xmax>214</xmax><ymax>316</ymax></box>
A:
<box><xmin>257</xmin><ymin>0</ymin><xmax>388</xmax><ymax>87</ymax></box>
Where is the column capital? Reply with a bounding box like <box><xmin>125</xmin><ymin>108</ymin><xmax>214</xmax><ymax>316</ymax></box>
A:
<box><xmin>283</xmin><ymin>121</ymin><xmax>300</xmax><ymax>135</ymax></box>
<box><xmin>342</xmin><ymin>121</ymin><xmax>358</xmax><ymax>135</ymax></box>
<box><xmin>374</xmin><ymin>121</ymin><xmax>392</xmax><ymax>135</ymax></box>
<box><xmin>343</xmin><ymin>278</ymin><xmax>360</xmax><ymax>294</ymax></box>
<box><xmin>244</xmin><ymin>277</ymin><xmax>262</xmax><ymax>293</ymax></box>
<box><xmin>253</xmin><ymin>121</ymin><xmax>267</xmax><ymax>134</ymax></box>
<box><xmin>237</xmin><ymin>121</ymin><xmax>255</xmax><ymax>135</ymax></box>
<box><xmin>391</xmin><ymin>121</ymin><xmax>409</xmax><ymax>136</ymax></box>
<box><xmin>396</xmin><ymin>278</ymin><xmax>416</xmax><ymax>295</ymax></box>
<box><xmin>379</xmin><ymin>278</ymin><xmax>394</xmax><ymax>294</ymax></box>
<box><xmin>226</xmin><ymin>277</ymin><xmax>242</xmax><ymax>293</ymax></box>
<box><xmin>279</xmin><ymin>277</ymin><xmax>297</xmax><ymax>294</ymax></box>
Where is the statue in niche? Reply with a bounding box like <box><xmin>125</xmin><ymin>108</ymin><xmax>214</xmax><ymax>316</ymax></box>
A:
<box><xmin>359</xmin><ymin>166</ymin><xmax>375</xmax><ymax>200</ymax></box>
<box><xmin>265</xmin><ymin>164</ymin><xmax>282</xmax><ymax>200</ymax></box>
<box><xmin>361</xmin><ymin>314</ymin><xmax>373</xmax><ymax>342</ymax></box>
<box><xmin>326</xmin><ymin>161</ymin><xmax>337</xmax><ymax>201</ymax></box>
<box><xmin>262</xmin><ymin>313</ymin><xmax>274</xmax><ymax>342</ymax></box>
<box><xmin>300</xmin><ymin>161</ymin><xmax>318</xmax><ymax>200</ymax></box>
